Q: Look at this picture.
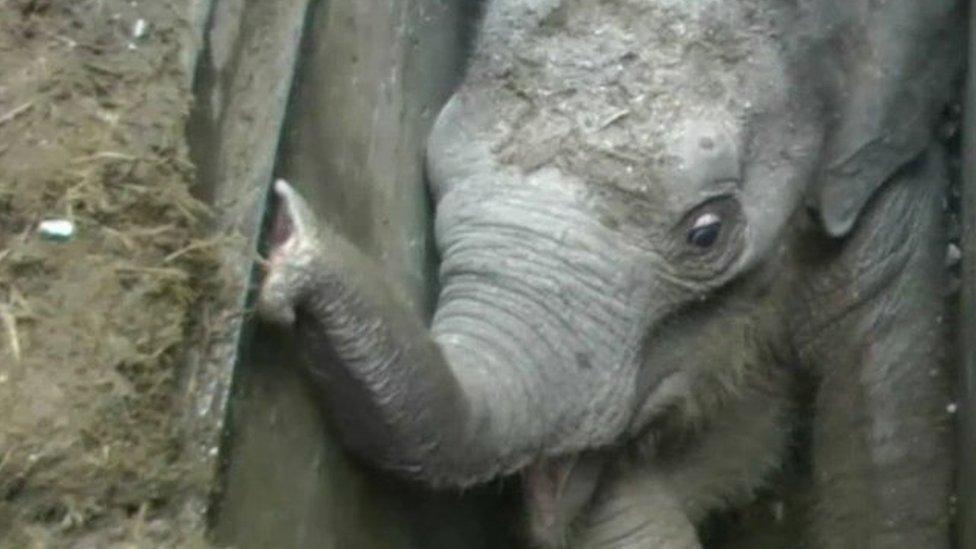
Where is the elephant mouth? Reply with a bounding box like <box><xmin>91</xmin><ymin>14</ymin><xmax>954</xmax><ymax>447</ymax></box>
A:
<box><xmin>522</xmin><ymin>452</ymin><xmax>606</xmax><ymax>546</ymax></box>
<box><xmin>524</xmin><ymin>455</ymin><xmax>579</xmax><ymax>526</ymax></box>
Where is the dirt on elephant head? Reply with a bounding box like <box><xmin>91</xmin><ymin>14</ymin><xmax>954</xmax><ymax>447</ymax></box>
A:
<box><xmin>0</xmin><ymin>1</ymin><xmax>219</xmax><ymax>546</ymax></box>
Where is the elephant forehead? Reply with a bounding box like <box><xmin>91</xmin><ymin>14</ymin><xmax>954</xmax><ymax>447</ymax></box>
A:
<box><xmin>466</xmin><ymin>0</ymin><xmax>789</xmax><ymax>194</ymax></box>
<box><xmin>480</xmin><ymin>0</ymin><xmax>764</xmax><ymax>40</ymax></box>
<box><xmin>475</xmin><ymin>0</ymin><xmax>782</xmax><ymax>81</ymax></box>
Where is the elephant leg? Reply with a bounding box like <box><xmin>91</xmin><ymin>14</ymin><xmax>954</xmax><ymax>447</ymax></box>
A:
<box><xmin>575</xmin><ymin>476</ymin><xmax>701</xmax><ymax>549</ymax></box>
<box><xmin>798</xmin><ymin>149</ymin><xmax>952</xmax><ymax>548</ymax></box>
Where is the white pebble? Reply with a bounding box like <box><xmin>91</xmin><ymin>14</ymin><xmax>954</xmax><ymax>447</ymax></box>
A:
<box><xmin>132</xmin><ymin>18</ymin><xmax>148</xmax><ymax>39</ymax></box>
<box><xmin>946</xmin><ymin>243</ymin><xmax>962</xmax><ymax>268</ymax></box>
<box><xmin>38</xmin><ymin>219</ymin><xmax>75</xmax><ymax>242</ymax></box>
<box><xmin>947</xmin><ymin>402</ymin><xmax>958</xmax><ymax>415</ymax></box>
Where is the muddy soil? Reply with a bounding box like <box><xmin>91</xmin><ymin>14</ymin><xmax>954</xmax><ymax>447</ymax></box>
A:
<box><xmin>0</xmin><ymin>1</ymin><xmax>216</xmax><ymax>546</ymax></box>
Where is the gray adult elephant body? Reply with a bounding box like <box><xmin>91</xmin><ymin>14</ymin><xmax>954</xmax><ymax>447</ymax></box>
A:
<box><xmin>258</xmin><ymin>0</ymin><xmax>963</xmax><ymax>547</ymax></box>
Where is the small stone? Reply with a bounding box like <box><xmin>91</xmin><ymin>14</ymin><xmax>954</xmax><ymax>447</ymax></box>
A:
<box><xmin>947</xmin><ymin>402</ymin><xmax>958</xmax><ymax>415</ymax></box>
<box><xmin>38</xmin><ymin>219</ymin><xmax>75</xmax><ymax>242</ymax></box>
<box><xmin>946</xmin><ymin>242</ymin><xmax>961</xmax><ymax>268</ymax></box>
<box><xmin>132</xmin><ymin>18</ymin><xmax>148</xmax><ymax>39</ymax></box>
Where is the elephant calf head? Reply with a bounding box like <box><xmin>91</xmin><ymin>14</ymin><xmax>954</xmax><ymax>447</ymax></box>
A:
<box><xmin>425</xmin><ymin>0</ymin><xmax>819</xmax><ymax>449</ymax></box>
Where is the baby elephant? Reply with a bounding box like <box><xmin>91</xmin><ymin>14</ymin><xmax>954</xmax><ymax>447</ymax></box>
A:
<box><xmin>258</xmin><ymin>0</ymin><xmax>964</xmax><ymax>547</ymax></box>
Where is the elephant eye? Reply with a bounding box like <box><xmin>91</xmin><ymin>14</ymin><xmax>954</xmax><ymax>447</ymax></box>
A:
<box><xmin>671</xmin><ymin>196</ymin><xmax>743</xmax><ymax>279</ymax></box>
<box><xmin>674</xmin><ymin>195</ymin><xmax>743</xmax><ymax>265</ymax></box>
<box><xmin>687</xmin><ymin>213</ymin><xmax>722</xmax><ymax>248</ymax></box>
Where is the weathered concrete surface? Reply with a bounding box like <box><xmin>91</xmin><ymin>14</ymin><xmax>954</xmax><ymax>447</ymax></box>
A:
<box><xmin>958</xmin><ymin>2</ymin><xmax>976</xmax><ymax>544</ymax></box>
<box><xmin>208</xmin><ymin>0</ymin><xmax>517</xmax><ymax>547</ymax></box>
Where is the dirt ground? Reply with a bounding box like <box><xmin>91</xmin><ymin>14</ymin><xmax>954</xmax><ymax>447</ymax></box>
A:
<box><xmin>0</xmin><ymin>1</ymin><xmax>216</xmax><ymax>546</ymax></box>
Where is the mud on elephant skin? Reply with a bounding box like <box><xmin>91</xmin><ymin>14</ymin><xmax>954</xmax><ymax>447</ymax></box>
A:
<box><xmin>257</xmin><ymin>0</ymin><xmax>964</xmax><ymax>547</ymax></box>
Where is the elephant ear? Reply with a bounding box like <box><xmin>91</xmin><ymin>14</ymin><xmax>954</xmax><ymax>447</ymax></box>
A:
<box><xmin>811</xmin><ymin>0</ymin><xmax>962</xmax><ymax>237</ymax></box>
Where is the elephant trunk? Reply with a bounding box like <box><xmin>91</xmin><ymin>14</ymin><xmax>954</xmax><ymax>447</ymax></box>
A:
<box><xmin>265</xmin><ymin>180</ymin><xmax>653</xmax><ymax>487</ymax></box>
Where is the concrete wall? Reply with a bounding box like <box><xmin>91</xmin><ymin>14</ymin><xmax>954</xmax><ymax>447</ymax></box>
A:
<box><xmin>958</xmin><ymin>4</ymin><xmax>976</xmax><ymax>545</ymax></box>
